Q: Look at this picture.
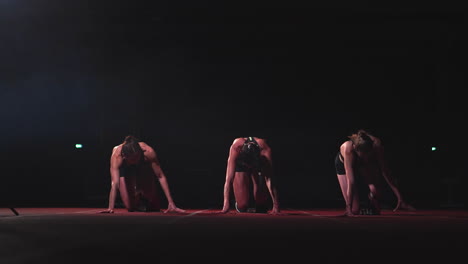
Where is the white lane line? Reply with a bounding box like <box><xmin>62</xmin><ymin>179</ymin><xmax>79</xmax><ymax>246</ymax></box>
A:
<box><xmin>0</xmin><ymin>208</ymin><xmax>132</xmax><ymax>220</ymax></box>
<box><xmin>1</xmin><ymin>209</ymin><xmax>211</xmax><ymax>222</ymax></box>
<box><xmin>0</xmin><ymin>209</ymin><xmax>97</xmax><ymax>220</ymax></box>
<box><xmin>288</xmin><ymin>209</ymin><xmax>350</xmax><ymax>223</ymax></box>
<box><xmin>166</xmin><ymin>209</ymin><xmax>211</xmax><ymax>224</ymax></box>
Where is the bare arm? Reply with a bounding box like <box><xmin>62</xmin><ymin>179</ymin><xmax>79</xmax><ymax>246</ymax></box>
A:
<box><xmin>265</xmin><ymin>177</ymin><xmax>279</xmax><ymax>214</ymax></box>
<box><xmin>374</xmin><ymin>140</ymin><xmax>414</xmax><ymax>211</ymax></box>
<box><xmin>222</xmin><ymin>139</ymin><xmax>241</xmax><ymax>213</ymax></box>
<box><xmin>144</xmin><ymin>144</ymin><xmax>185</xmax><ymax>213</ymax></box>
<box><xmin>259</xmin><ymin>139</ymin><xmax>279</xmax><ymax>214</ymax></box>
<box><xmin>101</xmin><ymin>146</ymin><xmax>122</xmax><ymax>213</ymax></box>
<box><xmin>375</xmin><ymin>141</ymin><xmax>401</xmax><ymax>200</ymax></box>
<box><xmin>342</xmin><ymin>141</ymin><xmax>357</xmax><ymax>215</ymax></box>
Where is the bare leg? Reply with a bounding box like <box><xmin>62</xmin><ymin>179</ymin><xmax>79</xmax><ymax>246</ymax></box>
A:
<box><xmin>337</xmin><ymin>174</ymin><xmax>348</xmax><ymax>204</ymax></box>
<box><xmin>233</xmin><ymin>172</ymin><xmax>251</xmax><ymax>212</ymax></box>
<box><xmin>139</xmin><ymin>173</ymin><xmax>160</xmax><ymax>212</ymax></box>
<box><xmin>360</xmin><ymin>166</ymin><xmax>381</xmax><ymax>215</ymax></box>
<box><xmin>368</xmin><ymin>184</ymin><xmax>381</xmax><ymax>214</ymax></box>
<box><xmin>119</xmin><ymin>176</ymin><xmax>137</xmax><ymax>211</ymax></box>
<box><xmin>251</xmin><ymin>172</ymin><xmax>269</xmax><ymax>212</ymax></box>
<box><xmin>337</xmin><ymin>174</ymin><xmax>360</xmax><ymax>214</ymax></box>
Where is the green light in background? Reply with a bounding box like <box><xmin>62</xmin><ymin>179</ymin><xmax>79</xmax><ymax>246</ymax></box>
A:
<box><xmin>431</xmin><ymin>147</ymin><xmax>437</xmax><ymax>151</ymax></box>
<box><xmin>75</xmin><ymin>144</ymin><xmax>83</xmax><ymax>149</ymax></box>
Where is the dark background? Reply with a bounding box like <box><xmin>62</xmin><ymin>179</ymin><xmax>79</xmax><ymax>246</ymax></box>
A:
<box><xmin>1</xmin><ymin>0</ymin><xmax>466</xmax><ymax>210</ymax></box>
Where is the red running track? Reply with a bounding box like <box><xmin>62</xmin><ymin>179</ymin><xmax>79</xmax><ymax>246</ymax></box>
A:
<box><xmin>1</xmin><ymin>207</ymin><xmax>468</xmax><ymax>264</ymax></box>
